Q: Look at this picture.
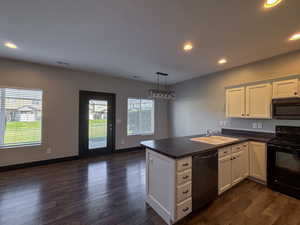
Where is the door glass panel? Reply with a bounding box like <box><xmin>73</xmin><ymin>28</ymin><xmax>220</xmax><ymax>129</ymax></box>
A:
<box><xmin>88</xmin><ymin>100</ymin><xmax>107</xmax><ymax>149</ymax></box>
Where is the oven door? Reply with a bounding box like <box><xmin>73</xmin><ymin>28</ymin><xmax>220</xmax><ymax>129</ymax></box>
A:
<box><xmin>272</xmin><ymin>98</ymin><xmax>300</xmax><ymax>120</ymax></box>
<box><xmin>267</xmin><ymin>144</ymin><xmax>300</xmax><ymax>199</ymax></box>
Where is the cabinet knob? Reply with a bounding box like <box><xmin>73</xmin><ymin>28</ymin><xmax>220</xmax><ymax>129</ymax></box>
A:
<box><xmin>182</xmin><ymin>163</ymin><xmax>189</xmax><ymax>167</ymax></box>
<box><xmin>242</xmin><ymin>113</ymin><xmax>245</xmax><ymax>116</ymax></box>
<box><xmin>295</xmin><ymin>92</ymin><xmax>298</xmax><ymax>95</ymax></box>
<box><xmin>183</xmin><ymin>175</ymin><xmax>189</xmax><ymax>179</ymax></box>
<box><xmin>247</xmin><ymin>114</ymin><xmax>250</xmax><ymax>116</ymax></box>
<box><xmin>182</xmin><ymin>207</ymin><xmax>189</xmax><ymax>212</ymax></box>
<box><xmin>182</xmin><ymin>190</ymin><xmax>189</xmax><ymax>194</ymax></box>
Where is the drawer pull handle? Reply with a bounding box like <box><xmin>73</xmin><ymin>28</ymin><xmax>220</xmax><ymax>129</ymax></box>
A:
<box><xmin>223</xmin><ymin>151</ymin><xmax>228</xmax><ymax>154</ymax></box>
<box><xmin>183</xmin><ymin>176</ymin><xmax>189</xmax><ymax>179</ymax></box>
<box><xmin>182</xmin><ymin>207</ymin><xmax>189</xmax><ymax>212</ymax></box>
<box><xmin>182</xmin><ymin>190</ymin><xmax>189</xmax><ymax>194</ymax></box>
<box><xmin>182</xmin><ymin>163</ymin><xmax>189</xmax><ymax>167</ymax></box>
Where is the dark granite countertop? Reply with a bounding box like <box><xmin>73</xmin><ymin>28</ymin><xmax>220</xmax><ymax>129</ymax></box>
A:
<box><xmin>140</xmin><ymin>129</ymin><xmax>275</xmax><ymax>159</ymax></box>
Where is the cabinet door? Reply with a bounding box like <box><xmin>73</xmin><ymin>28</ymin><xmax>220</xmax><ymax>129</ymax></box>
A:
<box><xmin>249</xmin><ymin>142</ymin><xmax>267</xmax><ymax>182</ymax></box>
<box><xmin>218</xmin><ymin>155</ymin><xmax>232</xmax><ymax>194</ymax></box>
<box><xmin>246</xmin><ymin>83</ymin><xmax>272</xmax><ymax>119</ymax></box>
<box><xmin>273</xmin><ymin>79</ymin><xmax>299</xmax><ymax>99</ymax></box>
<box><xmin>226</xmin><ymin>87</ymin><xmax>245</xmax><ymax>118</ymax></box>
<box><xmin>147</xmin><ymin>152</ymin><xmax>174</xmax><ymax>217</ymax></box>
<box><xmin>241</xmin><ymin>143</ymin><xmax>249</xmax><ymax>178</ymax></box>
<box><xmin>231</xmin><ymin>151</ymin><xmax>243</xmax><ymax>186</ymax></box>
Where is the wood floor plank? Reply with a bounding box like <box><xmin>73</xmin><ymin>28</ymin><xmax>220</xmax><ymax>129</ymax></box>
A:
<box><xmin>0</xmin><ymin>151</ymin><xmax>299</xmax><ymax>225</ymax></box>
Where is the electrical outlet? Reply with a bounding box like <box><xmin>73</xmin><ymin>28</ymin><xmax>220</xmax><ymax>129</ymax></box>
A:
<box><xmin>252</xmin><ymin>123</ymin><xmax>258</xmax><ymax>129</ymax></box>
<box><xmin>257</xmin><ymin>123</ymin><xmax>263</xmax><ymax>129</ymax></box>
<box><xmin>46</xmin><ymin>148</ymin><xmax>52</xmax><ymax>154</ymax></box>
<box><xmin>219</xmin><ymin>121</ymin><xmax>224</xmax><ymax>126</ymax></box>
<box><xmin>121</xmin><ymin>139</ymin><xmax>125</xmax><ymax>145</ymax></box>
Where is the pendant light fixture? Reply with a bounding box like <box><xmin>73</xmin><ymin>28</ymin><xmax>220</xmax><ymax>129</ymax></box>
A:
<box><xmin>148</xmin><ymin>72</ymin><xmax>175</xmax><ymax>100</ymax></box>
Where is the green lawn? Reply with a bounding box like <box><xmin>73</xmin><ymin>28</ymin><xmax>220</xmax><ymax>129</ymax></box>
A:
<box><xmin>88</xmin><ymin>119</ymin><xmax>107</xmax><ymax>139</ymax></box>
<box><xmin>2</xmin><ymin>119</ymin><xmax>107</xmax><ymax>146</ymax></box>
<box><xmin>4</xmin><ymin>121</ymin><xmax>41</xmax><ymax>145</ymax></box>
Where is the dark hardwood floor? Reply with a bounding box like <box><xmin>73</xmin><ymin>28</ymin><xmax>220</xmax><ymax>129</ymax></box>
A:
<box><xmin>0</xmin><ymin>151</ymin><xmax>299</xmax><ymax>225</ymax></box>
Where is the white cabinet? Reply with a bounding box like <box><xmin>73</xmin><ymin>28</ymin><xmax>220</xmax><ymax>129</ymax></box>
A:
<box><xmin>272</xmin><ymin>79</ymin><xmax>299</xmax><ymax>98</ymax></box>
<box><xmin>231</xmin><ymin>151</ymin><xmax>244</xmax><ymax>186</ymax></box>
<box><xmin>226</xmin><ymin>87</ymin><xmax>245</xmax><ymax>118</ymax></box>
<box><xmin>226</xmin><ymin>83</ymin><xmax>272</xmax><ymax>119</ymax></box>
<box><xmin>218</xmin><ymin>155</ymin><xmax>232</xmax><ymax>194</ymax></box>
<box><xmin>241</xmin><ymin>143</ymin><xmax>249</xmax><ymax>178</ymax></box>
<box><xmin>249</xmin><ymin>142</ymin><xmax>267</xmax><ymax>182</ymax></box>
<box><xmin>146</xmin><ymin>149</ymin><xmax>192</xmax><ymax>225</ymax></box>
<box><xmin>218</xmin><ymin>143</ymin><xmax>249</xmax><ymax>195</ymax></box>
<box><xmin>246</xmin><ymin>83</ymin><xmax>272</xmax><ymax>119</ymax></box>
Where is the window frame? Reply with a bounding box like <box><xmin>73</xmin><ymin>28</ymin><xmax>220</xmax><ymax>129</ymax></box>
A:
<box><xmin>0</xmin><ymin>86</ymin><xmax>43</xmax><ymax>149</ymax></box>
<box><xmin>127</xmin><ymin>98</ymin><xmax>155</xmax><ymax>136</ymax></box>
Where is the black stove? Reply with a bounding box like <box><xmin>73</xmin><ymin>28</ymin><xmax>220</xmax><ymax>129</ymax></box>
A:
<box><xmin>267</xmin><ymin>126</ymin><xmax>300</xmax><ymax>199</ymax></box>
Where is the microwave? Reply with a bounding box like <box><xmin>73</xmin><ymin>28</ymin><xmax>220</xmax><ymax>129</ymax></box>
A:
<box><xmin>272</xmin><ymin>98</ymin><xmax>300</xmax><ymax>120</ymax></box>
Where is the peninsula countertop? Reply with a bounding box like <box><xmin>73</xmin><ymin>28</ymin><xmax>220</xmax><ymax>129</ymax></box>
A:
<box><xmin>140</xmin><ymin>129</ymin><xmax>275</xmax><ymax>159</ymax></box>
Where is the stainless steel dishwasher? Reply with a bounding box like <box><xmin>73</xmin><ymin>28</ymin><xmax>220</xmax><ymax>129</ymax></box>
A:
<box><xmin>192</xmin><ymin>149</ymin><xmax>218</xmax><ymax>212</ymax></box>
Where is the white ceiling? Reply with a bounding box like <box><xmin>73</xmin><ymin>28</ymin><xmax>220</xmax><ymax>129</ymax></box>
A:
<box><xmin>1</xmin><ymin>0</ymin><xmax>300</xmax><ymax>84</ymax></box>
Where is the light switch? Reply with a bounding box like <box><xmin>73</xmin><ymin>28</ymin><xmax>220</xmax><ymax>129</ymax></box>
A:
<box><xmin>252</xmin><ymin>123</ymin><xmax>258</xmax><ymax>129</ymax></box>
<box><xmin>257</xmin><ymin>123</ymin><xmax>263</xmax><ymax>129</ymax></box>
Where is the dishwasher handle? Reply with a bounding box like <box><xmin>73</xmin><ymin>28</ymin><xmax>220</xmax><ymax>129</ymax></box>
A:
<box><xmin>194</xmin><ymin>151</ymin><xmax>217</xmax><ymax>160</ymax></box>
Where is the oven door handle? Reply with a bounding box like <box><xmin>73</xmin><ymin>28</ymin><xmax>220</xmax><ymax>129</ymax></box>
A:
<box><xmin>268</xmin><ymin>144</ymin><xmax>300</xmax><ymax>152</ymax></box>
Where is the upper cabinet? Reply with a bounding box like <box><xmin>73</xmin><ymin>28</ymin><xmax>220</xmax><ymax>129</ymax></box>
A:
<box><xmin>272</xmin><ymin>79</ymin><xmax>299</xmax><ymax>99</ymax></box>
<box><xmin>226</xmin><ymin>77</ymin><xmax>300</xmax><ymax>119</ymax></box>
<box><xmin>246</xmin><ymin>83</ymin><xmax>272</xmax><ymax>119</ymax></box>
<box><xmin>226</xmin><ymin>83</ymin><xmax>272</xmax><ymax>119</ymax></box>
<box><xmin>226</xmin><ymin>87</ymin><xmax>245</xmax><ymax>118</ymax></box>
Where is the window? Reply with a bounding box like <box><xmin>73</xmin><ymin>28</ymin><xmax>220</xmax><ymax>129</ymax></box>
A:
<box><xmin>127</xmin><ymin>98</ymin><xmax>154</xmax><ymax>135</ymax></box>
<box><xmin>0</xmin><ymin>87</ymin><xmax>42</xmax><ymax>148</ymax></box>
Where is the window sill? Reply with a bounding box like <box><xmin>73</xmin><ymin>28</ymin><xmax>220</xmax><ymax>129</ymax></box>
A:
<box><xmin>0</xmin><ymin>143</ymin><xmax>42</xmax><ymax>150</ymax></box>
<box><xmin>127</xmin><ymin>133</ymin><xmax>154</xmax><ymax>137</ymax></box>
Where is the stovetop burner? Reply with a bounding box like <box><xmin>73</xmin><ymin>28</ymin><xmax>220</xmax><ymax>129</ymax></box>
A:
<box><xmin>268</xmin><ymin>126</ymin><xmax>300</xmax><ymax>150</ymax></box>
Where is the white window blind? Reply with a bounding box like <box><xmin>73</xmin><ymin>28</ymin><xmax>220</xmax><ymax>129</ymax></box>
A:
<box><xmin>0</xmin><ymin>88</ymin><xmax>42</xmax><ymax>148</ymax></box>
<box><xmin>127</xmin><ymin>98</ymin><xmax>154</xmax><ymax>135</ymax></box>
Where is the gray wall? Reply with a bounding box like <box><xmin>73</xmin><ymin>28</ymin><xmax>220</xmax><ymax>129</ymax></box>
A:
<box><xmin>0</xmin><ymin>58</ymin><xmax>168</xmax><ymax>167</ymax></box>
<box><xmin>169</xmin><ymin>50</ymin><xmax>300</xmax><ymax>137</ymax></box>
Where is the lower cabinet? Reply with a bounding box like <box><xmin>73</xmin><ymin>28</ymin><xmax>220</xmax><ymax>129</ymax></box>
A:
<box><xmin>218</xmin><ymin>143</ymin><xmax>248</xmax><ymax>194</ymax></box>
<box><xmin>249</xmin><ymin>142</ymin><xmax>267</xmax><ymax>182</ymax></box>
<box><xmin>218</xmin><ymin>155</ymin><xmax>232</xmax><ymax>194</ymax></box>
<box><xmin>146</xmin><ymin>149</ymin><xmax>192</xmax><ymax>225</ymax></box>
<box><xmin>218</xmin><ymin>141</ymin><xmax>267</xmax><ymax>195</ymax></box>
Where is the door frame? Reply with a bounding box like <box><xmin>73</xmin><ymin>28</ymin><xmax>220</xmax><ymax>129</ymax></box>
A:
<box><xmin>79</xmin><ymin>90</ymin><xmax>116</xmax><ymax>157</ymax></box>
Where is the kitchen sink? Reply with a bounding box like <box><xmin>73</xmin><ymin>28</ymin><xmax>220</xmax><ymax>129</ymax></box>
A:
<box><xmin>190</xmin><ymin>136</ymin><xmax>239</xmax><ymax>145</ymax></box>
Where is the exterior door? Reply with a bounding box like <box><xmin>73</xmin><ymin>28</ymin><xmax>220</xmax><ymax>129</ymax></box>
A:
<box><xmin>79</xmin><ymin>91</ymin><xmax>115</xmax><ymax>156</ymax></box>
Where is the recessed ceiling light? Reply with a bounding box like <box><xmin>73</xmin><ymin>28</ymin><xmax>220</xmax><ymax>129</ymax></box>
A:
<box><xmin>264</xmin><ymin>0</ymin><xmax>282</xmax><ymax>8</ymax></box>
<box><xmin>4</xmin><ymin>42</ymin><xmax>18</xmax><ymax>49</ymax></box>
<box><xmin>183</xmin><ymin>43</ymin><xmax>193</xmax><ymax>51</ymax></box>
<box><xmin>289</xmin><ymin>33</ymin><xmax>300</xmax><ymax>41</ymax></box>
<box><xmin>218</xmin><ymin>58</ymin><xmax>227</xmax><ymax>65</ymax></box>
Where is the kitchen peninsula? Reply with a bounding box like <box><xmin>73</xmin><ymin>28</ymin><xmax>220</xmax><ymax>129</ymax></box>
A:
<box><xmin>141</xmin><ymin>129</ymin><xmax>274</xmax><ymax>225</ymax></box>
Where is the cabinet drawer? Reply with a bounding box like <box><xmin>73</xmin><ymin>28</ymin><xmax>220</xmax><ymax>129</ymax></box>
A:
<box><xmin>177</xmin><ymin>169</ymin><xmax>192</xmax><ymax>185</ymax></box>
<box><xmin>176</xmin><ymin>198</ymin><xmax>192</xmax><ymax>220</ymax></box>
<box><xmin>219</xmin><ymin>147</ymin><xmax>231</xmax><ymax>158</ymax></box>
<box><xmin>241</xmin><ymin>142</ymin><xmax>248</xmax><ymax>150</ymax></box>
<box><xmin>176</xmin><ymin>157</ymin><xmax>192</xmax><ymax>172</ymax></box>
<box><xmin>176</xmin><ymin>182</ymin><xmax>192</xmax><ymax>203</ymax></box>
<box><xmin>232</xmin><ymin>144</ymin><xmax>243</xmax><ymax>153</ymax></box>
